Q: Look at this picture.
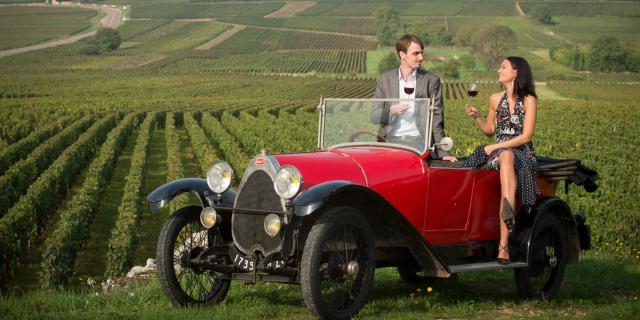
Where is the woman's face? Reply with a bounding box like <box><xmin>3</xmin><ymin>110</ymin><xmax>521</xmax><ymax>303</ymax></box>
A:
<box><xmin>497</xmin><ymin>59</ymin><xmax>517</xmax><ymax>84</ymax></box>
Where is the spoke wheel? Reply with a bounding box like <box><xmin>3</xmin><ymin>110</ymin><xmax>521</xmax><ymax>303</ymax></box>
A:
<box><xmin>301</xmin><ymin>207</ymin><xmax>375</xmax><ymax>320</ymax></box>
<box><xmin>515</xmin><ymin>214</ymin><xmax>567</xmax><ymax>300</ymax></box>
<box><xmin>156</xmin><ymin>206</ymin><xmax>230</xmax><ymax>306</ymax></box>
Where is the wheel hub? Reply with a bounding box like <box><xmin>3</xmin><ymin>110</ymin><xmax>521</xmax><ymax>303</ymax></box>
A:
<box><xmin>549</xmin><ymin>255</ymin><xmax>558</xmax><ymax>268</ymax></box>
<box><xmin>346</xmin><ymin>260</ymin><xmax>359</xmax><ymax>277</ymax></box>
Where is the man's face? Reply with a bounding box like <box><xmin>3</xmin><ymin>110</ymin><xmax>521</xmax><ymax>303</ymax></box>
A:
<box><xmin>399</xmin><ymin>42</ymin><xmax>424</xmax><ymax>70</ymax></box>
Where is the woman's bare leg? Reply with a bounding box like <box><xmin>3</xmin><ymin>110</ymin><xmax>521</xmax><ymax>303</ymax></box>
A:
<box><xmin>498</xmin><ymin>150</ymin><xmax>517</xmax><ymax>260</ymax></box>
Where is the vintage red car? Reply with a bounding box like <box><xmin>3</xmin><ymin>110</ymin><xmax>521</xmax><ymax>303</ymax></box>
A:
<box><xmin>147</xmin><ymin>98</ymin><xmax>597</xmax><ymax>319</ymax></box>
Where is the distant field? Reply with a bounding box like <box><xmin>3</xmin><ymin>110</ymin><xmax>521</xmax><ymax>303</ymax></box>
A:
<box><xmin>298</xmin><ymin>0</ymin><xmax>466</xmax><ymax>16</ymax></box>
<box><xmin>521</xmin><ymin>1</ymin><xmax>640</xmax><ymax>17</ymax></box>
<box><xmin>552</xmin><ymin>17</ymin><xmax>640</xmax><ymax>51</ymax></box>
<box><xmin>129</xmin><ymin>2</ymin><xmax>284</xmax><ymax>19</ymax></box>
<box><xmin>0</xmin><ymin>6</ymin><xmax>96</xmax><ymax>50</ymax></box>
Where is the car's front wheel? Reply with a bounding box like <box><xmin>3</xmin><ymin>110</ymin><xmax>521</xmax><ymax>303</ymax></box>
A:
<box><xmin>514</xmin><ymin>213</ymin><xmax>568</xmax><ymax>300</ymax></box>
<box><xmin>301</xmin><ymin>207</ymin><xmax>375</xmax><ymax>320</ymax></box>
<box><xmin>156</xmin><ymin>205</ymin><xmax>231</xmax><ymax>306</ymax></box>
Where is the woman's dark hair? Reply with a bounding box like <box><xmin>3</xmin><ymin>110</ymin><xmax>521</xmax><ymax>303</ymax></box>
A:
<box><xmin>506</xmin><ymin>56</ymin><xmax>537</xmax><ymax>99</ymax></box>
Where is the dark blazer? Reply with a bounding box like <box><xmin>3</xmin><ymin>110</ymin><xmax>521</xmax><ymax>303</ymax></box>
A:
<box><xmin>372</xmin><ymin>68</ymin><xmax>449</xmax><ymax>157</ymax></box>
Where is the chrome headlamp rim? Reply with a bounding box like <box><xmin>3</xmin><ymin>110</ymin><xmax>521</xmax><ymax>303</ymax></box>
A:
<box><xmin>273</xmin><ymin>165</ymin><xmax>302</xmax><ymax>199</ymax></box>
<box><xmin>206</xmin><ymin>160</ymin><xmax>234</xmax><ymax>194</ymax></box>
<box><xmin>264</xmin><ymin>213</ymin><xmax>281</xmax><ymax>237</ymax></box>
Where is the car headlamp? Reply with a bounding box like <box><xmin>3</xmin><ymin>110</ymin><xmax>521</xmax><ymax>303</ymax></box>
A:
<box><xmin>200</xmin><ymin>207</ymin><xmax>220</xmax><ymax>229</ymax></box>
<box><xmin>264</xmin><ymin>214</ymin><xmax>281</xmax><ymax>237</ymax></box>
<box><xmin>273</xmin><ymin>165</ymin><xmax>302</xmax><ymax>199</ymax></box>
<box><xmin>206</xmin><ymin>161</ymin><xmax>233</xmax><ymax>194</ymax></box>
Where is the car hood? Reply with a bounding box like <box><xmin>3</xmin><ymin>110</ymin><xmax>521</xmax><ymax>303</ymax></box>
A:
<box><xmin>273</xmin><ymin>146</ymin><xmax>426</xmax><ymax>192</ymax></box>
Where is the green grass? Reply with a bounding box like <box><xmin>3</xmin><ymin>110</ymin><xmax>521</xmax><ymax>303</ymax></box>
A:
<box><xmin>551</xmin><ymin>17</ymin><xmax>640</xmax><ymax>51</ymax></box>
<box><xmin>0</xmin><ymin>6</ymin><xmax>96</xmax><ymax>50</ymax></box>
<box><xmin>1</xmin><ymin>252</ymin><xmax>637</xmax><ymax>319</ymax></box>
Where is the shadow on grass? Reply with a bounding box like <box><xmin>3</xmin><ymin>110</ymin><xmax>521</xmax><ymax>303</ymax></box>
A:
<box><xmin>364</xmin><ymin>253</ymin><xmax>638</xmax><ymax>310</ymax></box>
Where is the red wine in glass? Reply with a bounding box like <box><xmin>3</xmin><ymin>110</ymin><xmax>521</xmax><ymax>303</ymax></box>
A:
<box><xmin>467</xmin><ymin>83</ymin><xmax>478</xmax><ymax>97</ymax></box>
<box><xmin>404</xmin><ymin>87</ymin><xmax>415</xmax><ymax>95</ymax></box>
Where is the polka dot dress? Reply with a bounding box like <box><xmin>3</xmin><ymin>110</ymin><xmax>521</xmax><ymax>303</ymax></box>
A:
<box><xmin>463</xmin><ymin>93</ymin><xmax>540</xmax><ymax>207</ymax></box>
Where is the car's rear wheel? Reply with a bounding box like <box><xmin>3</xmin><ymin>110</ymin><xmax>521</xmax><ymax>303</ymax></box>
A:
<box><xmin>301</xmin><ymin>207</ymin><xmax>375</xmax><ymax>320</ymax></box>
<box><xmin>514</xmin><ymin>213</ymin><xmax>568</xmax><ymax>300</ymax></box>
<box><xmin>156</xmin><ymin>205</ymin><xmax>230</xmax><ymax>306</ymax></box>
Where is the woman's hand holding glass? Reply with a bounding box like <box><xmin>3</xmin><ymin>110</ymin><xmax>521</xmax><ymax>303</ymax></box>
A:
<box><xmin>464</xmin><ymin>104</ymin><xmax>480</xmax><ymax>118</ymax></box>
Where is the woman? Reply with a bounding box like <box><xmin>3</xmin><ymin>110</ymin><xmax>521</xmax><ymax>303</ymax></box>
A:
<box><xmin>464</xmin><ymin>56</ymin><xmax>539</xmax><ymax>264</ymax></box>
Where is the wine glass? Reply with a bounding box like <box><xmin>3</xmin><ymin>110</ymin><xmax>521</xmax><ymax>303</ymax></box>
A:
<box><xmin>467</xmin><ymin>83</ymin><xmax>478</xmax><ymax>97</ymax></box>
<box><xmin>403</xmin><ymin>86</ymin><xmax>415</xmax><ymax>95</ymax></box>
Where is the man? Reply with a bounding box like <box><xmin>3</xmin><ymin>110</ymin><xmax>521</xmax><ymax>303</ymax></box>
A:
<box><xmin>372</xmin><ymin>34</ymin><xmax>453</xmax><ymax>160</ymax></box>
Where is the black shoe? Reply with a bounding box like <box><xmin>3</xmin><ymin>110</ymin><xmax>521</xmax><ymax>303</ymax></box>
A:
<box><xmin>497</xmin><ymin>244</ymin><xmax>510</xmax><ymax>265</ymax></box>
<box><xmin>501</xmin><ymin>198</ymin><xmax>515</xmax><ymax>232</ymax></box>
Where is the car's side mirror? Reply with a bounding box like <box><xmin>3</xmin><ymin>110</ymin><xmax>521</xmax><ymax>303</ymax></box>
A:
<box><xmin>434</xmin><ymin>137</ymin><xmax>453</xmax><ymax>151</ymax></box>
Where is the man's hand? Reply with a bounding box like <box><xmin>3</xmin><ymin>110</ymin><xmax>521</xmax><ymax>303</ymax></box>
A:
<box><xmin>390</xmin><ymin>103</ymin><xmax>408</xmax><ymax>115</ymax></box>
<box><xmin>442</xmin><ymin>155</ymin><xmax>458</xmax><ymax>162</ymax></box>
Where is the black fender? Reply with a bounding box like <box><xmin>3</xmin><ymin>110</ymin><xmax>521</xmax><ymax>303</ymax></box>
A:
<box><xmin>293</xmin><ymin>180</ymin><xmax>451</xmax><ymax>278</ymax></box>
<box><xmin>519</xmin><ymin>197</ymin><xmax>583</xmax><ymax>264</ymax></box>
<box><xmin>146</xmin><ymin>178</ymin><xmax>236</xmax><ymax>212</ymax></box>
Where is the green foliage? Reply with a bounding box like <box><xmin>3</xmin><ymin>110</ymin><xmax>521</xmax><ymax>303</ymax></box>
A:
<box><xmin>0</xmin><ymin>116</ymin><xmax>94</xmax><ymax>218</ymax></box>
<box><xmin>79</xmin><ymin>43</ymin><xmax>100</xmax><ymax>55</ymax></box>
<box><xmin>531</xmin><ymin>6</ymin><xmax>553</xmax><ymax>25</ymax></box>
<box><xmin>164</xmin><ymin>113</ymin><xmax>191</xmax><ymax>213</ymax></box>
<box><xmin>374</xmin><ymin>7</ymin><xmax>403</xmax><ymax>47</ymax></box>
<box><xmin>377</xmin><ymin>51</ymin><xmax>399</xmax><ymax>74</ymax></box>
<box><xmin>550</xmin><ymin>45</ymin><xmax>588</xmax><ymax>71</ymax></box>
<box><xmin>0</xmin><ymin>115</ymin><xmax>115</xmax><ymax>288</ymax></box>
<box><xmin>95</xmin><ymin>28</ymin><xmax>122</xmax><ymax>51</ymax></box>
<box><xmin>80</xmin><ymin>28</ymin><xmax>121</xmax><ymax>55</ymax></box>
<box><xmin>588</xmin><ymin>36</ymin><xmax>637</xmax><ymax>72</ymax></box>
<box><xmin>0</xmin><ymin>115</ymin><xmax>75</xmax><ymax>176</ymax></box>
<box><xmin>452</xmin><ymin>25</ymin><xmax>474</xmax><ymax>47</ymax></box>
<box><xmin>106</xmin><ymin>112</ymin><xmax>156</xmax><ymax>277</ymax></box>
<box><xmin>458</xmin><ymin>55</ymin><xmax>476</xmax><ymax>70</ymax></box>
<box><xmin>441</xmin><ymin>59</ymin><xmax>460</xmax><ymax>79</ymax></box>
<box><xmin>40</xmin><ymin>114</ymin><xmax>134</xmax><ymax>287</ymax></box>
<box><xmin>471</xmin><ymin>24</ymin><xmax>517</xmax><ymax>69</ymax></box>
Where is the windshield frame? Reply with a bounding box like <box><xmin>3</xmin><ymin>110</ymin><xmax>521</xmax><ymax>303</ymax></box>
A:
<box><xmin>316</xmin><ymin>97</ymin><xmax>435</xmax><ymax>155</ymax></box>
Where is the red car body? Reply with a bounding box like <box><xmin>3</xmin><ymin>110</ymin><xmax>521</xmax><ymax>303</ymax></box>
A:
<box><xmin>275</xmin><ymin>147</ymin><xmax>558</xmax><ymax>246</ymax></box>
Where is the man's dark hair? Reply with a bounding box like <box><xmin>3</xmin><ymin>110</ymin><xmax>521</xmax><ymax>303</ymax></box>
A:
<box><xmin>396</xmin><ymin>34</ymin><xmax>424</xmax><ymax>58</ymax></box>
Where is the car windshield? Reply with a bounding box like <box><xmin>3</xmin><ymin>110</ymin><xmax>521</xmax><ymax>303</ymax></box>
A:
<box><xmin>319</xmin><ymin>98</ymin><xmax>432</xmax><ymax>154</ymax></box>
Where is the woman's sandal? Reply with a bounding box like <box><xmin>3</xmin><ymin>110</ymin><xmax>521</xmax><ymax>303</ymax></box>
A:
<box><xmin>497</xmin><ymin>244</ymin><xmax>511</xmax><ymax>265</ymax></box>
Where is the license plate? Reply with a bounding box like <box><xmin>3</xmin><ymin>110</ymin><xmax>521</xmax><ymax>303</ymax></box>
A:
<box><xmin>265</xmin><ymin>259</ymin><xmax>285</xmax><ymax>269</ymax></box>
<box><xmin>232</xmin><ymin>253</ymin><xmax>255</xmax><ymax>271</ymax></box>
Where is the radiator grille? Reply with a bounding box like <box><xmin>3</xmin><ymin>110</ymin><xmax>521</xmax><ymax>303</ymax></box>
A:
<box><xmin>232</xmin><ymin>169</ymin><xmax>284</xmax><ymax>256</ymax></box>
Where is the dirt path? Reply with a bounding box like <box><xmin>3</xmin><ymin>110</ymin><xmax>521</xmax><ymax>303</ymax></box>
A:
<box><xmin>264</xmin><ymin>1</ymin><xmax>316</xmax><ymax>18</ymax></box>
<box><xmin>195</xmin><ymin>25</ymin><xmax>246</xmax><ymax>50</ymax></box>
<box><xmin>0</xmin><ymin>4</ymin><xmax>122</xmax><ymax>58</ymax></box>
<box><xmin>515</xmin><ymin>1</ymin><xmax>526</xmax><ymax>16</ymax></box>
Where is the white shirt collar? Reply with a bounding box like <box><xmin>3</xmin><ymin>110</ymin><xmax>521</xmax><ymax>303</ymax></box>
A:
<box><xmin>398</xmin><ymin>68</ymin><xmax>417</xmax><ymax>81</ymax></box>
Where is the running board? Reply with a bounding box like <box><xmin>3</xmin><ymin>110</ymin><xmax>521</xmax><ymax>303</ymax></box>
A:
<box><xmin>449</xmin><ymin>261</ymin><xmax>527</xmax><ymax>273</ymax></box>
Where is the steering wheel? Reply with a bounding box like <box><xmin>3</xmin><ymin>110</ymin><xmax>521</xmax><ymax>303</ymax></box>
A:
<box><xmin>348</xmin><ymin>130</ymin><xmax>386</xmax><ymax>143</ymax></box>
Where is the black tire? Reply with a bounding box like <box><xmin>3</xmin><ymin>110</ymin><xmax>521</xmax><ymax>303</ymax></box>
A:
<box><xmin>156</xmin><ymin>206</ymin><xmax>230</xmax><ymax>306</ymax></box>
<box><xmin>397</xmin><ymin>263</ymin><xmax>438</xmax><ymax>286</ymax></box>
<box><xmin>300</xmin><ymin>207</ymin><xmax>375</xmax><ymax>320</ymax></box>
<box><xmin>514</xmin><ymin>214</ymin><xmax>568</xmax><ymax>300</ymax></box>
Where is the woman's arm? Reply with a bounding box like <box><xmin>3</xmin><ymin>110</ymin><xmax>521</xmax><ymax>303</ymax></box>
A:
<box><xmin>484</xmin><ymin>95</ymin><xmax>537</xmax><ymax>154</ymax></box>
<box><xmin>466</xmin><ymin>93</ymin><xmax>500</xmax><ymax>136</ymax></box>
